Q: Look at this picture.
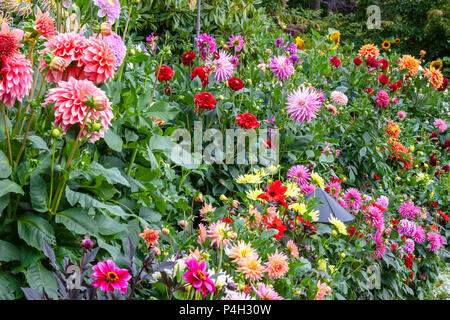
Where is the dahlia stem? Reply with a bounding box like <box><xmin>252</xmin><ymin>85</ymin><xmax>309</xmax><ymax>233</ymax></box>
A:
<box><xmin>122</xmin><ymin>4</ymin><xmax>133</xmax><ymax>41</ymax></box>
<box><xmin>15</xmin><ymin>108</ymin><xmax>35</xmax><ymax>164</ymax></box>
<box><xmin>12</xmin><ymin>102</ymin><xmax>23</xmax><ymax>137</ymax></box>
<box><xmin>126</xmin><ymin>147</ymin><xmax>138</xmax><ymax>176</ymax></box>
<box><xmin>48</xmin><ymin>140</ymin><xmax>56</xmax><ymax>213</ymax></box>
<box><xmin>1</xmin><ymin>103</ymin><xmax>13</xmax><ymax>167</ymax></box>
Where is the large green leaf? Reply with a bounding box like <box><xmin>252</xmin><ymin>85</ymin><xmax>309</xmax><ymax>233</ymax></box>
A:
<box><xmin>30</xmin><ymin>174</ymin><xmax>48</xmax><ymax>213</ymax></box>
<box><xmin>25</xmin><ymin>261</ymin><xmax>58</xmax><ymax>297</ymax></box>
<box><xmin>0</xmin><ymin>179</ymin><xmax>24</xmax><ymax>198</ymax></box>
<box><xmin>0</xmin><ymin>273</ymin><xmax>16</xmax><ymax>299</ymax></box>
<box><xmin>87</xmin><ymin>162</ymin><xmax>130</xmax><ymax>186</ymax></box>
<box><xmin>55</xmin><ymin>208</ymin><xmax>98</xmax><ymax>235</ymax></box>
<box><xmin>148</xmin><ymin>101</ymin><xmax>180</xmax><ymax>122</ymax></box>
<box><xmin>104</xmin><ymin>128</ymin><xmax>123</xmax><ymax>152</ymax></box>
<box><xmin>0</xmin><ymin>150</ymin><xmax>12</xmax><ymax>179</ymax></box>
<box><xmin>0</xmin><ymin>240</ymin><xmax>20</xmax><ymax>262</ymax></box>
<box><xmin>17</xmin><ymin>215</ymin><xmax>56</xmax><ymax>250</ymax></box>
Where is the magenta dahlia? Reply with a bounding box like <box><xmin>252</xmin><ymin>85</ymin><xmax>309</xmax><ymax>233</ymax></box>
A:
<box><xmin>287</xmin><ymin>165</ymin><xmax>311</xmax><ymax>186</ymax></box>
<box><xmin>286</xmin><ymin>85</ymin><xmax>324</xmax><ymax>123</ymax></box>
<box><xmin>269</xmin><ymin>55</ymin><xmax>294</xmax><ymax>82</ymax></box>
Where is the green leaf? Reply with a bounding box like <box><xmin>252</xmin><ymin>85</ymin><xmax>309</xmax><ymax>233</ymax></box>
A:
<box><xmin>55</xmin><ymin>208</ymin><xmax>98</xmax><ymax>235</ymax></box>
<box><xmin>0</xmin><ymin>179</ymin><xmax>24</xmax><ymax>197</ymax></box>
<box><xmin>0</xmin><ymin>273</ymin><xmax>17</xmax><ymax>299</ymax></box>
<box><xmin>88</xmin><ymin>162</ymin><xmax>130</xmax><ymax>187</ymax></box>
<box><xmin>17</xmin><ymin>215</ymin><xmax>56</xmax><ymax>250</ymax></box>
<box><xmin>0</xmin><ymin>240</ymin><xmax>20</xmax><ymax>262</ymax></box>
<box><xmin>25</xmin><ymin>261</ymin><xmax>58</xmax><ymax>297</ymax></box>
<box><xmin>30</xmin><ymin>174</ymin><xmax>48</xmax><ymax>213</ymax></box>
<box><xmin>104</xmin><ymin>128</ymin><xmax>123</xmax><ymax>152</ymax></box>
<box><xmin>148</xmin><ymin>101</ymin><xmax>180</xmax><ymax>122</ymax></box>
<box><xmin>139</xmin><ymin>207</ymin><xmax>162</xmax><ymax>223</ymax></box>
<box><xmin>95</xmin><ymin>215</ymin><xmax>126</xmax><ymax>235</ymax></box>
<box><xmin>28</xmin><ymin>135</ymin><xmax>50</xmax><ymax>151</ymax></box>
<box><xmin>0</xmin><ymin>150</ymin><xmax>12</xmax><ymax>179</ymax></box>
<box><xmin>359</xmin><ymin>147</ymin><xmax>367</xmax><ymax>158</ymax></box>
<box><xmin>259</xmin><ymin>228</ymin><xmax>279</xmax><ymax>240</ymax></box>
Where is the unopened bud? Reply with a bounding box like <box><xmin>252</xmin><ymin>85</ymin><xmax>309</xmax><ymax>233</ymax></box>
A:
<box><xmin>52</xmin><ymin>128</ymin><xmax>60</xmax><ymax>138</ymax></box>
<box><xmin>93</xmin><ymin>96</ymin><xmax>107</xmax><ymax>111</ymax></box>
<box><xmin>220</xmin><ymin>194</ymin><xmax>228</xmax><ymax>201</ymax></box>
<box><xmin>49</xmin><ymin>56</ymin><xmax>66</xmax><ymax>72</ymax></box>
<box><xmin>162</xmin><ymin>228</ymin><xmax>170</xmax><ymax>235</ymax></box>
<box><xmin>100</xmin><ymin>21</ymin><xmax>112</xmax><ymax>37</ymax></box>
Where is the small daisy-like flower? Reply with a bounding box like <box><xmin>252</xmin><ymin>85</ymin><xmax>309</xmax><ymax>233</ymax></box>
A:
<box><xmin>264</xmin><ymin>249</ymin><xmax>289</xmax><ymax>279</ymax></box>
<box><xmin>287</xmin><ymin>165</ymin><xmax>310</xmax><ymax>186</ymax></box>
<box><xmin>286</xmin><ymin>85</ymin><xmax>324</xmax><ymax>123</ymax></box>
<box><xmin>328</xmin><ymin>216</ymin><xmax>347</xmax><ymax>235</ymax></box>
<box><xmin>269</xmin><ymin>55</ymin><xmax>294</xmax><ymax>82</ymax></box>
<box><xmin>236</xmin><ymin>255</ymin><xmax>264</xmax><ymax>282</ymax></box>
<box><xmin>225</xmin><ymin>241</ymin><xmax>258</xmax><ymax>264</ymax></box>
<box><xmin>253</xmin><ymin>283</ymin><xmax>283</xmax><ymax>300</ymax></box>
<box><xmin>228</xmin><ymin>35</ymin><xmax>244</xmax><ymax>52</ymax></box>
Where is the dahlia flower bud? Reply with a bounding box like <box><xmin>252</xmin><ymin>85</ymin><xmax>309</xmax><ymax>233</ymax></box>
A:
<box><xmin>92</xmin><ymin>122</ymin><xmax>102</xmax><ymax>131</ymax></box>
<box><xmin>49</xmin><ymin>56</ymin><xmax>66</xmax><ymax>72</ymax></box>
<box><xmin>220</xmin><ymin>194</ymin><xmax>228</xmax><ymax>201</ymax></box>
<box><xmin>179</xmin><ymin>220</ymin><xmax>187</xmax><ymax>228</ymax></box>
<box><xmin>232</xmin><ymin>200</ymin><xmax>239</xmax><ymax>208</ymax></box>
<box><xmin>162</xmin><ymin>228</ymin><xmax>170</xmax><ymax>235</ymax></box>
<box><xmin>223</xmin><ymin>44</ymin><xmax>229</xmax><ymax>50</ymax></box>
<box><xmin>150</xmin><ymin>246</ymin><xmax>161</xmax><ymax>256</ymax></box>
<box><xmin>100</xmin><ymin>21</ymin><xmax>112</xmax><ymax>37</ymax></box>
<box><xmin>265</xmin><ymin>49</ymin><xmax>272</xmax><ymax>55</ymax></box>
<box><xmin>93</xmin><ymin>96</ymin><xmax>107</xmax><ymax>111</ymax></box>
<box><xmin>52</xmin><ymin>128</ymin><xmax>61</xmax><ymax>138</ymax></box>
<box><xmin>81</xmin><ymin>238</ymin><xmax>94</xmax><ymax>250</ymax></box>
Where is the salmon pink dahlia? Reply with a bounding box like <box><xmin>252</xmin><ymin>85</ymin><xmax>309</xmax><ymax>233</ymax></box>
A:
<box><xmin>43</xmin><ymin>78</ymin><xmax>114</xmax><ymax>142</ymax></box>
<box><xmin>80</xmin><ymin>37</ymin><xmax>116</xmax><ymax>83</ymax></box>
<box><xmin>91</xmin><ymin>259</ymin><xmax>131</xmax><ymax>294</ymax></box>
<box><xmin>0</xmin><ymin>53</ymin><xmax>32</xmax><ymax>107</ymax></box>
<box><xmin>34</xmin><ymin>8</ymin><xmax>55</xmax><ymax>39</ymax></box>
<box><xmin>0</xmin><ymin>22</ymin><xmax>24</xmax><ymax>58</ymax></box>
<box><xmin>264</xmin><ymin>249</ymin><xmax>289</xmax><ymax>279</ymax></box>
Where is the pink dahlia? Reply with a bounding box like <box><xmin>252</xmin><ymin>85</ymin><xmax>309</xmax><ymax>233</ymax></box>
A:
<box><xmin>210</xmin><ymin>50</ymin><xmax>234</xmax><ymax>82</ymax></box>
<box><xmin>434</xmin><ymin>118</ymin><xmax>447</xmax><ymax>133</ymax></box>
<box><xmin>330</xmin><ymin>90</ymin><xmax>348</xmax><ymax>106</ymax></box>
<box><xmin>195</xmin><ymin>33</ymin><xmax>216</xmax><ymax>59</ymax></box>
<box><xmin>80</xmin><ymin>37</ymin><xmax>116</xmax><ymax>83</ymax></box>
<box><xmin>398</xmin><ymin>202</ymin><xmax>420</xmax><ymax>220</ymax></box>
<box><xmin>376</xmin><ymin>195</ymin><xmax>389</xmax><ymax>209</ymax></box>
<box><xmin>427</xmin><ymin>232</ymin><xmax>444</xmax><ymax>252</ymax></box>
<box><xmin>0</xmin><ymin>53</ymin><xmax>32</xmax><ymax>107</ymax></box>
<box><xmin>264</xmin><ymin>249</ymin><xmax>289</xmax><ymax>279</ymax></box>
<box><xmin>0</xmin><ymin>22</ymin><xmax>24</xmax><ymax>58</ymax></box>
<box><xmin>207</xmin><ymin>221</ymin><xmax>232</xmax><ymax>248</ymax></box>
<box><xmin>300</xmin><ymin>183</ymin><xmax>315</xmax><ymax>194</ymax></box>
<box><xmin>397</xmin><ymin>110</ymin><xmax>406</xmax><ymax>120</ymax></box>
<box><xmin>325</xmin><ymin>104</ymin><xmax>337</xmax><ymax>115</ymax></box>
<box><xmin>286</xmin><ymin>85</ymin><xmax>324</xmax><ymax>122</ymax></box>
<box><xmin>34</xmin><ymin>8</ymin><xmax>56</xmax><ymax>39</ymax></box>
<box><xmin>344</xmin><ymin>188</ymin><xmax>362</xmax><ymax>211</ymax></box>
<box><xmin>287</xmin><ymin>165</ymin><xmax>310</xmax><ymax>186</ymax></box>
<box><xmin>314</xmin><ymin>280</ymin><xmax>332</xmax><ymax>300</ymax></box>
<box><xmin>91</xmin><ymin>259</ymin><xmax>131</xmax><ymax>294</ymax></box>
<box><xmin>269</xmin><ymin>55</ymin><xmax>294</xmax><ymax>82</ymax></box>
<box><xmin>94</xmin><ymin>0</ymin><xmax>121</xmax><ymax>23</ymax></box>
<box><xmin>228</xmin><ymin>35</ymin><xmax>244</xmax><ymax>52</ymax></box>
<box><xmin>183</xmin><ymin>258</ymin><xmax>216</xmax><ymax>298</ymax></box>
<box><xmin>223</xmin><ymin>292</ymin><xmax>255</xmax><ymax>300</ymax></box>
<box><xmin>40</xmin><ymin>32</ymin><xmax>88</xmax><ymax>84</ymax></box>
<box><xmin>43</xmin><ymin>78</ymin><xmax>114</xmax><ymax>142</ymax></box>
<box><xmin>375</xmin><ymin>89</ymin><xmax>389</xmax><ymax>108</ymax></box>
<box><xmin>103</xmin><ymin>32</ymin><xmax>126</xmax><ymax>66</ymax></box>
<box><xmin>253</xmin><ymin>283</ymin><xmax>283</xmax><ymax>300</ymax></box>
<box><xmin>401</xmin><ymin>238</ymin><xmax>415</xmax><ymax>255</ymax></box>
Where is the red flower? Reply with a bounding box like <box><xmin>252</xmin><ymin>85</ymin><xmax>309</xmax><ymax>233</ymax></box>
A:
<box><xmin>191</xmin><ymin>66</ymin><xmax>210</xmax><ymax>86</ymax></box>
<box><xmin>391</xmin><ymin>243</ymin><xmax>397</xmax><ymax>252</ymax></box>
<box><xmin>373</xmin><ymin>173</ymin><xmax>380</xmax><ymax>180</ymax></box>
<box><xmin>194</xmin><ymin>92</ymin><xmax>217</xmax><ymax>111</ymax></box>
<box><xmin>263</xmin><ymin>215</ymin><xmax>287</xmax><ymax>240</ymax></box>
<box><xmin>388</xmin><ymin>83</ymin><xmax>397</xmax><ymax>92</ymax></box>
<box><xmin>437</xmin><ymin>77</ymin><xmax>448</xmax><ymax>91</ymax></box>
<box><xmin>378</xmin><ymin>58</ymin><xmax>389</xmax><ymax>70</ymax></box>
<box><xmin>330</xmin><ymin>56</ymin><xmax>341</xmax><ymax>68</ymax></box>
<box><xmin>403</xmin><ymin>254</ymin><xmax>414</xmax><ymax>269</ymax></box>
<box><xmin>443</xmin><ymin>164</ymin><xmax>449</xmax><ymax>172</ymax></box>
<box><xmin>182</xmin><ymin>51</ymin><xmax>196</xmax><ymax>65</ymax></box>
<box><xmin>429</xmin><ymin>153</ymin><xmax>438</xmax><ymax>166</ymax></box>
<box><xmin>430</xmin><ymin>132</ymin><xmax>438</xmax><ymax>140</ymax></box>
<box><xmin>365</xmin><ymin>88</ymin><xmax>374</xmax><ymax>96</ymax></box>
<box><xmin>155</xmin><ymin>65</ymin><xmax>173</xmax><ymax>82</ymax></box>
<box><xmin>366</xmin><ymin>56</ymin><xmax>378</xmax><ymax>68</ymax></box>
<box><xmin>228</xmin><ymin>77</ymin><xmax>245</xmax><ymax>91</ymax></box>
<box><xmin>258</xmin><ymin>180</ymin><xmax>288</xmax><ymax>210</ymax></box>
<box><xmin>430</xmin><ymin>202</ymin><xmax>438</xmax><ymax>209</ymax></box>
<box><xmin>378</xmin><ymin>74</ymin><xmax>389</xmax><ymax>85</ymax></box>
<box><xmin>236</xmin><ymin>113</ymin><xmax>260</xmax><ymax>130</ymax></box>
<box><xmin>396</xmin><ymin>80</ymin><xmax>402</xmax><ymax>88</ymax></box>
<box><xmin>353</xmin><ymin>57</ymin><xmax>363</xmax><ymax>66</ymax></box>
<box><xmin>222</xmin><ymin>217</ymin><xmax>233</xmax><ymax>224</ymax></box>
<box><xmin>262</xmin><ymin>139</ymin><xmax>275</xmax><ymax>150</ymax></box>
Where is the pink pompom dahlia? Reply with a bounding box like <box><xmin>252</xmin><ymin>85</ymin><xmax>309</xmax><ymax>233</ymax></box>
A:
<box><xmin>91</xmin><ymin>259</ymin><xmax>131</xmax><ymax>294</ymax></box>
<box><xmin>330</xmin><ymin>90</ymin><xmax>348</xmax><ymax>106</ymax></box>
<box><xmin>434</xmin><ymin>118</ymin><xmax>447</xmax><ymax>133</ymax></box>
<box><xmin>183</xmin><ymin>258</ymin><xmax>216</xmax><ymax>298</ymax></box>
<box><xmin>43</xmin><ymin>78</ymin><xmax>114</xmax><ymax>142</ymax></box>
<box><xmin>375</xmin><ymin>89</ymin><xmax>389</xmax><ymax>108</ymax></box>
<box><xmin>0</xmin><ymin>53</ymin><xmax>33</xmax><ymax>107</ymax></box>
<box><xmin>80</xmin><ymin>37</ymin><xmax>116</xmax><ymax>83</ymax></box>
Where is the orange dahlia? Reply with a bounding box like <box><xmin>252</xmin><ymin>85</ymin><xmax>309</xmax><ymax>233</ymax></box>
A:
<box><xmin>387</xmin><ymin>138</ymin><xmax>413</xmax><ymax>169</ymax></box>
<box><xmin>423</xmin><ymin>66</ymin><xmax>444</xmax><ymax>90</ymax></box>
<box><xmin>398</xmin><ymin>55</ymin><xmax>420</xmax><ymax>77</ymax></box>
<box><xmin>385</xmin><ymin>121</ymin><xmax>401</xmax><ymax>139</ymax></box>
<box><xmin>264</xmin><ymin>249</ymin><xmax>289</xmax><ymax>279</ymax></box>
<box><xmin>236</xmin><ymin>255</ymin><xmax>264</xmax><ymax>282</ymax></box>
<box><xmin>358</xmin><ymin>44</ymin><xmax>380</xmax><ymax>59</ymax></box>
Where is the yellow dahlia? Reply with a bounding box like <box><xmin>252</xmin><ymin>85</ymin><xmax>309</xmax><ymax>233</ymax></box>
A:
<box><xmin>285</xmin><ymin>182</ymin><xmax>301</xmax><ymax>198</ymax></box>
<box><xmin>246</xmin><ymin>188</ymin><xmax>265</xmax><ymax>201</ymax></box>
<box><xmin>289</xmin><ymin>202</ymin><xmax>307</xmax><ymax>214</ymax></box>
<box><xmin>358</xmin><ymin>44</ymin><xmax>380</xmax><ymax>59</ymax></box>
<box><xmin>311</xmin><ymin>172</ymin><xmax>325</xmax><ymax>188</ymax></box>
<box><xmin>328</xmin><ymin>216</ymin><xmax>347</xmax><ymax>235</ymax></box>
<box><xmin>295</xmin><ymin>36</ymin><xmax>305</xmax><ymax>51</ymax></box>
<box><xmin>398</xmin><ymin>54</ymin><xmax>420</xmax><ymax>77</ymax></box>
<box><xmin>423</xmin><ymin>66</ymin><xmax>444</xmax><ymax>90</ymax></box>
<box><xmin>236</xmin><ymin>174</ymin><xmax>262</xmax><ymax>184</ymax></box>
<box><xmin>330</xmin><ymin>31</ymin><xmax>340</xmax><ymax>50</ymax></box>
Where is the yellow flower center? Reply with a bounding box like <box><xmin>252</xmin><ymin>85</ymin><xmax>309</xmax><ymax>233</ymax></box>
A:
<box><xmin>106</xmin><ymin>271</ymin><xmax>119</xmax><ymax>283</ymax></box>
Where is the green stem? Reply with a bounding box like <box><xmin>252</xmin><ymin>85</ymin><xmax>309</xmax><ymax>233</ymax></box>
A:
<box><xmin>126</xmin><ymin>147</ymin><xmax>138</xmax><ymax>176</ymax></box>
<box><xmin>1</xmin><ymin>103</ymin><xmax>13</xmax><ymax>167</ymax></box>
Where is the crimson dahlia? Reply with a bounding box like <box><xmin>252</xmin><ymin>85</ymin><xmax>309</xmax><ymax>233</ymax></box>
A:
<box><xmin>236</xmin><ymin>113</ymin><xmax>260</xmax><ymax>130</ymax></box>
<box><xmin>194</xmin><ymin>92</ymin><xmax>217</xmax><ymax>111</ymax></box>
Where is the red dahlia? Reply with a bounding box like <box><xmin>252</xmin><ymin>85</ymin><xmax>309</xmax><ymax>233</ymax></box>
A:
<box><xmin>236</xmin><ymin>113</ymin><xmax>260</xmax><ymax>130</ymax></box>
<box><xmin>330</xmin><ymin>56</ymin><xmax>341</xmax><ymax>68</ymax></box>
<box><xmin>378</xmin><ymin>58</ymin><xmax>389</xmax><ymax>70</ymax></box>
<box><xmin>353</xmin><ymin>57</ymin><xmax>363</xmax><ymax>66</ymax></box>
<box><xmin>182</xmin><ymin>51</ymin><xmax>196</xmax><ymax>66</ymax></box>
<box><xmin>194</xmin><ymin>92</ymin><xmax>217</xmax><ymax>111</ymax></box>
<box><xmin>388</xmin><ymin>83</ymin><xmax>397</xmax><ymax>92</ymax></box>
<box><xmin>155</xmin><ymin>65</ymin><xmax>173</xmax><ymax>82</ymax></box>
<box><xmin>366</xmin><ymin>56</ymin><xmax>378</xmax><ymax>68</ymax></box>
<box><xmin>190</xmin><ymin>66</ymin><xmax>210</xmax><ymax>86</ymax></box>
<box><xmin>257</xmin><ymin>180</ymin><xmax>288</xmax><ymax>210</ymax></box>
<box><xmin>378</xmin><ymin>74</ymin><xmax>389</xmax><ymax>85</ymax></box>
<box><xmin>228</xmin><ymin>77</ymin><xmax>244</xmax><ymax>91</ymax></box>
